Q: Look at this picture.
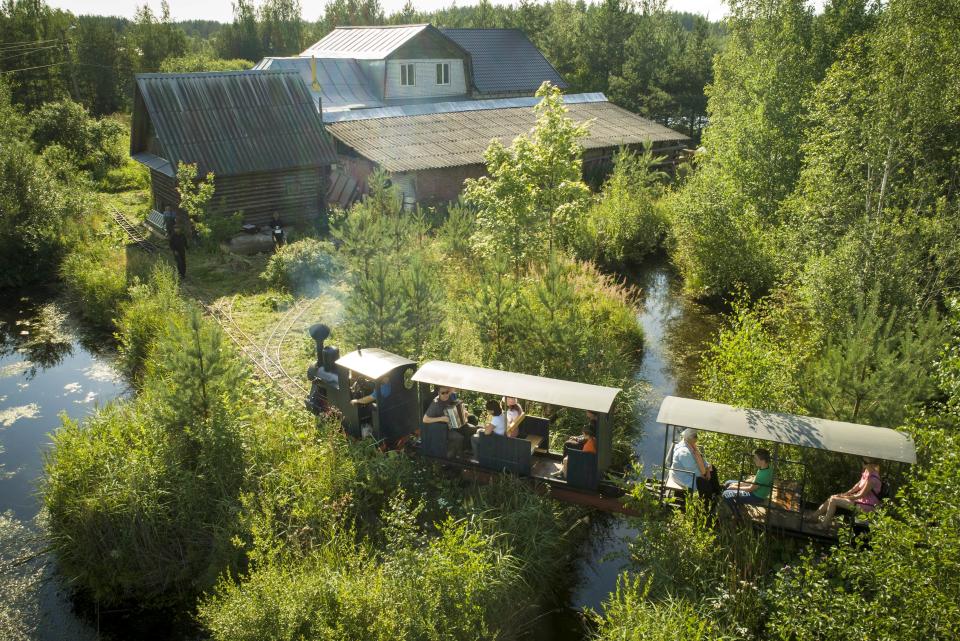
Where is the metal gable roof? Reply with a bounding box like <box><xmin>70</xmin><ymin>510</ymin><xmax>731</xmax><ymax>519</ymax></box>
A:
<box><xmin>301</xmin><ymin>24</ymin><xmax>431</xmax><ymax>59</ymax></box>
<box><xmin>325</xmin><ymin>95</ymin><xmax>690</xmax><ymax>172</ymax></box>
<box><xmin>440</xmin><ymin>28</ymin><xmax>568</xmax><ymax>93</ymax></box>
<box><xmin>254</xmin><ymin>57</ymin><xmax>385</xmax><ymax>112</ymax></box>
<box><xmin>133</xmin><ymin>70</ymin><xmax>337</xmax><ymax>177</ymax></box>
<box><xmin>656</xmin><ymin>396</ymin><xmax>917</xmax><ymax>464</ymax></box>
<box><xmin>412</xmin><ymin>361</ymin><xmax>621</xmax><ymax>414</ymax></box>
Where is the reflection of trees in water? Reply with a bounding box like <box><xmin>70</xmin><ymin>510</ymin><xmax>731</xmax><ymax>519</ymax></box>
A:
<box><xmin>0</xmin><ymin>301</ymin><xmax>74</xmax><ymax>377</ymax></box>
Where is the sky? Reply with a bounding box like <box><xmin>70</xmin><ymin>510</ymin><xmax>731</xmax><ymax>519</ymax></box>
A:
<box><xmin>44</xmin><ymin>0</ymin><xmax>733</xmax><ymax>24</ymax></box>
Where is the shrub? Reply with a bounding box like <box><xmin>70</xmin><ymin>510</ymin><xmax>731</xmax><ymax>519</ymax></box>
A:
<box><xmin>260</xmin><ymin>238</ymin><xmax>338</xmax><ymax>294</ymax></box>
<box><xmin>59</xmin><ymin>239</ymin><xmax>128</xmax><ymax>330</ymax></box>
<box><xmin>594</xmin><ymin>577</ymin><xmax>724</xmax><ymax>641</ymax></box>
<box><xmin>0</xmin><ymin>141</ymin><xmax>86</xmax><ymax>288</ymax></box>
<box><xmin>159</xmin><ymin>55</ymin><xmax>254</xmax><ymax>72</ymax></box>
<box><xmin>115</xmin><ymin>263</ymin><xmax>186</xmax><ymax>382</ymax></box>
<box><xmin>29</xmin><ymin>99</ymin><xmax>125</xmax><ymax>179</ymax></box>
<box><xmin>43</xmin><ymin>307</ymin><xmax>249</xmax><ymax>608</ymax></box>
<box><xmin>99</xmin><ymin>160</ymin><xmax>150</xmax><ymax>193</ymax></box>
<box><xmin>666</xmin><ymin>163</ymin><xmax>779</xmax><ymax>299</ymax></box>
<box><xmin>580</xmin><ymin>148</ymin><xmax>668</xmax><ymax>267</ymax></box>
<box><xmin>198</xmin><ymin>516</ymin><xmax>518</xmax><ymax>641</ymax></box>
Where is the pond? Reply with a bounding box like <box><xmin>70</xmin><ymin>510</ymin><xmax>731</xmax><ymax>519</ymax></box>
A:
<box><xmin>0</xmin><ymin>292</ymin><xmax>127</xmax><ymax>641</ymax></box>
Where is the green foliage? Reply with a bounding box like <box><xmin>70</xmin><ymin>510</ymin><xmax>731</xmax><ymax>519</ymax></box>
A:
<box><xmin>159</xmin><ymin>54</ymin><xmax>254</xmax><ymax>72</ymax></box>
<box><xmin>115</xmin><ymin>263</ymin><xmax>186</xmax><ymax>382</ymax></box>
<box><xmin>608</xmin><ymin>2</ymin><xmax>717</xmax><ymax>140</ymax></box>
<box><xmin>98</xmin><ymin>159</ymin><xmax>150</xmax><ymax>193</ymax></box>
<box><xmin>580</xmin><ymin>147</ymin><xmax>668</xmax><ymax>266</ymax></box>
<box><xmin>697</xmin><ymin>296</ymin><xmax>805</xmax><ymax>413</ymax></box>
<box><xmin>464</xmin><ymin>82</ymin><xmax>591</xmax><ymax>270</ymax></box>
<box><xmin>0</xmin><ymin>140</ymin><xmax>86</xmax><ymax>288</ymax></box>
<box><xmin>58</xmin><ymin>238</ymin><xmax>128</xmax><ymax>330</ymax></box>
<box><xmin>29</xmin><ymin>99</ymin><xmax>126</xmax><ymax>179</ymax></box>
<box><xmin>260</xmin><ymin>237</ymin><xmax>338</xmax><ymax>295</ymax></box>
<box><xmin>799</xmin><ymin>296</ymin><xmax>945</xmax><ymax>427</ymax></box>
<box><xmin>594</xmin><ymin>576</ymin><xmax>724</xmax><ymax>641</ymax></box>
<box><xmin>128</xmin><ymin>1</ymin><xmax>187</xmax><ymax>73</ymax></box>
<box><xmin>199</xmin><ymin>516</ymin><xmax>516</xmax><ymax>641</ymax></box>
<box><xmin>176</xmin><ymin>161</ymin><xmax>217</xmax><ymax>239</ymax></box>
<box><xmin>667</xmin><ymin>162</ymin><xmax>778</xmax><ymax>298</ymax></box>
<box><xmin>217</xmin><ymin>0</ymin><xmax>305</xmax><ymax>61</ymax></box>
<box><xmin>43</xmin><ymin>305</ymin><xmax>249</xmax><ymax>608</ymax></box>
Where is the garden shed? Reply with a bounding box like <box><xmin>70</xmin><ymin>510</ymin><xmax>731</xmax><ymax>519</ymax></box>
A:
<box><xmin>130</xmin><ymin>70</ymin><xmax>338</xmax><ymax>228</ymax></box>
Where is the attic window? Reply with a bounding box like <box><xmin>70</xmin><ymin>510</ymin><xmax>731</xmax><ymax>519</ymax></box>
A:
<box><xmin>401</xmin><ymin>63</ymin><xmax>415</xmax><ymax>86</ymax></box>
<box><xmin>436</xmin><ymin>63</ymin><xmax>449</xmax><ymax>85</ymax></box>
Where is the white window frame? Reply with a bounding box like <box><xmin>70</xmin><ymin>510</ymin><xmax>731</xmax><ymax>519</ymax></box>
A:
<box><xmin>436</xmin><ymin>62</ymin><xmax>450</xmax><ymax>85</ymax></box>
<box><xmin>400</xmin><ymin>63</ymin><xmax>416</xmax><ymax>86</ymax></box>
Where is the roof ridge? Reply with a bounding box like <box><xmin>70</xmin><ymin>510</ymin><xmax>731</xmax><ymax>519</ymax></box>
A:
<box><xmin>330</xmin><ymin>23</ymin><xmax>430</xmax><ymax>30</ymax></box>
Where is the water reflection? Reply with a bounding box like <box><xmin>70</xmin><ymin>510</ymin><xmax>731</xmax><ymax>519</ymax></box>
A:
<box><xmin>0</xmin><ymin>298</ymin><xmax>75</xmax><ymax>377</ymax></box>
<box><xmin>0</xmin><ymin>292</ymin><xmax>124</xmax><ymax>640</ymax></box>
<box><xmin>570</xmin><ymin>260</ymin><xmax>718</xmax><ymax>614</ymax></box>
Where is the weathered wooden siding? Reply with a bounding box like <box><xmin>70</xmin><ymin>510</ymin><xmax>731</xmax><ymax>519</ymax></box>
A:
<box><xmin>413</xmin><ymin>164</ymin><xmax>486</xmax><ymax>204</ymax></box>
<box><xmin>385</xmin><ymin>59</ymin><xmax>467</xmax><ymax>100</ymax></box>
<box><xmin>149</xmin><ymin>166</ymin><xmax>327</xmax><ymax>228</ymax></box>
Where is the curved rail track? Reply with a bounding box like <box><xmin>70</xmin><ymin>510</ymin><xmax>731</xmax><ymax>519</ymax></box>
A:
<box><xmin>111</xmin><ymin>207</ymin><xmax>313</xmax><ymax>404</ymax></box>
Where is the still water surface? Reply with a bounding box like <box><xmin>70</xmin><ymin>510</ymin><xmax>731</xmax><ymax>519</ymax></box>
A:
<box><xmin>0</xmin><ymin>292</ymin><xmax>126</xmax><ymax>640</ymax></box>
<box><xmin>569</xmin><ymin>262</ymin><xmax>718</xmax><ymax>615</ymax></box>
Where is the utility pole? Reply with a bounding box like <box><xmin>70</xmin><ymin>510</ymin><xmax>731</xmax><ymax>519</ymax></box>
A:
<box><xmin>63</xmin><ymin>28</ymin><xmax>80</xmax><ymax>102</ymax></box>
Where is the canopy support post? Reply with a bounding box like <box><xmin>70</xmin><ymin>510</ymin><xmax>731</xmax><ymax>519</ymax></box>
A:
<box><xmin>659</xmin><ymin>424</ymin><xmax>672</xmax><ymax>504</ymax></box>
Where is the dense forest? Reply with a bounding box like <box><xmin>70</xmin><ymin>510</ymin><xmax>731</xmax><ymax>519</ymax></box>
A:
<box><xmin>2</xmin><ymin>0</ymin><xmax>960</xmax><ymax>640</ymax></box>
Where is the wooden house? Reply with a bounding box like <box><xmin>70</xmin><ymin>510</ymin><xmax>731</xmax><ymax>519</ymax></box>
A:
<box><xmin>130</xmin><ymin>70</ymin><xmax>338</xmax><ymax>229</ymax></box>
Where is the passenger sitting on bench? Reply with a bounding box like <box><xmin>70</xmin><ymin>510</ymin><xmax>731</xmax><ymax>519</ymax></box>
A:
<box><xmin>422</xmin><ymin>387</ymin><xmax>476</xmax><ymax>452</ymax></box>
<box><xmin>554</xmin><ymin>411</ymin><xmax>598</xmax><ymax>479</ymax></box>
<box><xmin>721</xmin><ymin>448</ymin><xmax>773</xmax><ymax>517</ymax></box>
<box><xmin>471</xmin><ymin>399</ymin><xmax>507</xmax><ymax>459</ymax></box>
<box><xmin>667</xmin><ymin>428</ymin><xmax>721</xmax><ymax>500</ymax></box>
<box><xmin>503</xmin><ymin>396</ymin><xmax>525</xmax><ymax>437</ymax></box>
<box><xmin>809</xmin><ymin>458</ymin><xmax>882</xmax><ymax>529</ymax></box>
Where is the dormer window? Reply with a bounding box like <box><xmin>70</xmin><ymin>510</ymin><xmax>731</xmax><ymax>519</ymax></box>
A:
<box><xmin>401</xmin><ymin>63</ymin><xmax>415</xmax><ymax>86</ymax></box>
<box><xmin>436</xmin><ymin>63</ymin><xmax>450</xmax><ymax>85</ymax></box>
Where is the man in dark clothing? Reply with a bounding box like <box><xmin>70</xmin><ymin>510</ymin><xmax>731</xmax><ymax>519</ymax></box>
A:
<box><xmin>170</xmin><ymin>223</ymin><xmax>187</xmax><ymax>278</ymax></box>
<box><xmin>162</xmin><ymin>206</ymin><xmax>176</xmax><ymax>239</ymax></box>
<box><xmin>422</xmin><ymin>386</ymin><xmax>476</xmax><ymax>453</ymax></box>
<box><xmin>270</xmin><ymin>211</ymin><xmax>285</xmax><ymax>250</ymax></box>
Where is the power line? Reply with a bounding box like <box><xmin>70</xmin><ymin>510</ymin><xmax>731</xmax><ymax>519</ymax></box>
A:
<box><xmin>0</xmin><ymin>44</ymin><xmax>62</xmax><ymax>63</ymax></box>
<box><xmin>0</xmin><ymin>61</ymin><xmax>68</xmax><ymax>75</ymax></box>
<box><xmin>0</xmin><ymin>39</ymin><xmax>61</xmax><ymax>52</ymax></box>
<box><xmin>0</xmin><ymin>37</ymin><xmax>60</xmax><ymax>46</ymax></box>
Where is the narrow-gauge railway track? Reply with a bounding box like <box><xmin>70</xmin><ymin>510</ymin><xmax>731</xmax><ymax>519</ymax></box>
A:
<box><xmin>111</xmin><ymin>207</ymin><xmax>311</xmax><ymax>404</ymax></box>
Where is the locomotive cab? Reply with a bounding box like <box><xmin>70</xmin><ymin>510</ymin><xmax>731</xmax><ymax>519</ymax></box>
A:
<box><xmin>334</xmin><ymin>348</ymin><xmax>419</xmax><ymax>444</ymax></box>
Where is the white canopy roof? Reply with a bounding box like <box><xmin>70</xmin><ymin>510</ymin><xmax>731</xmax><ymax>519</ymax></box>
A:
<box><xmin>335</xmin><ymin>349</ymin><xmax>415</xmax><ymax>381</ymax></box>
<box><xmin>656</xmin><ymin>396</ymin><xmax>917</xmax><ymax>464</ymax></box>
<box><xmin>411</xmin><ymin>361</ymin><xmax>620</xmax><ymax>414</ymax></box>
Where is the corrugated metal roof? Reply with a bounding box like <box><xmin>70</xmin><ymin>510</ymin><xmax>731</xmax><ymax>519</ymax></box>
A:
<box><xmin>326</xmin><ymin>97</ymin><xmax>690</xmax><ymax>172</ymax></box>
<box><xmin>656</xmin><ymin>396</ymin><xmax>917</xmax><ymax>464</ymax></box>
<box><xmin>412</xmin><ymin>360</ymin><xmax>621</xmax><ymax>414</ymax></box>
<box><xmin>325</xmin><ymin>92</ymin><xmax>606</xmax><ymax>123</ymax></box>
<box><xmin>441</xmin><ymin>28</ymin><xmax>567</xmax><ymax>94</ymax></box>
<box><xmin>301</xmin><ymin>24</ymin><xmax>430</xmax><ymax>60</ymax></box>
<box><xmin>131</xmin><ymin>151</ymin><xmax>173</xmax><ymax>176</ymax></box>
<box><xmin>133</xmin><ymin>70</ymin><xmax>337</xmax><ymax>177</ymax></box>
<box><xmin>254</xmin><ymin>57</ymin><xmax>385</xmax><ymax>112</ymax></box>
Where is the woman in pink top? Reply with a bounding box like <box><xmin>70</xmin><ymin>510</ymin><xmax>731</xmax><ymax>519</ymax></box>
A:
<box><xmin>811</xmin><ymin>458</ymin><xmax>883</xmax><ymax>528</ymax></box>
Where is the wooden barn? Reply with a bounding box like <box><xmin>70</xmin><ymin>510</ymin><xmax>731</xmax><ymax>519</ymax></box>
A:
<box><xmin>130</xmin><ymin>70</ymin><xmax>338</xmax><ymax>229</ymax></box>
